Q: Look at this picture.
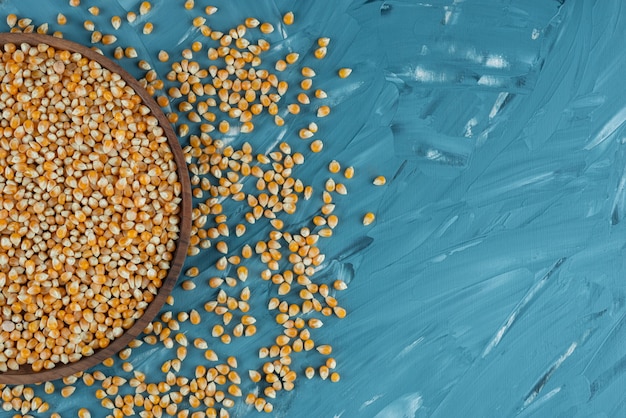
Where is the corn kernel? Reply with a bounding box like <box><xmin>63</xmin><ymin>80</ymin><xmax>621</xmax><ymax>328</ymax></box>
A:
<box><xmin>283</xmin><ymin>11</ymin><xmax>294</xmax><ymax>25</ymax></box>
<box><xmin>338</xmin><ymin>68</ymin><xmax>353</xmax><ymax>78</ymax></box>
<box><xmin>363</xmin><ymin>212</ymin><xmax>376</xmax><ymax>226</ymax></box>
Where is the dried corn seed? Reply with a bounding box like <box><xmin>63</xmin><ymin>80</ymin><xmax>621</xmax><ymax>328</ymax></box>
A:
<box><xmin>363</xmin><ymin>212</ymin><xmax>376</xmax><ymax>226</ymax></box>
<box><xmin>84</xmin><ymin>20</ymin><xmax>95</xmax><ymax>31</ymax></box>
<box><xmin>373</xmin><ymin>175</ymin><xmax>387</xmax><ymax>185</ymax></box>
<box><xmin>190</xmin><ymin>309</ymin><xmax>202</xmax><ymax>325</ymax></box>
<box><xmin>186</xmin><ymin>267</ymin><xmax>200</xmax><ymax>277</ymax></box>
<box><xmin>205</xmin><ymin>349</ymin><xmax>218</xmax><ymax>361</ymax></box>
<box><xmin>286</xmin><ymin>52</ymin><xmax>299</xmax><ymax>64</ymax></box>
<box><xmin>310</xmin><ymin>140</ymin><xmax>324</xmax><ymax>153</ymax></box>
<box><xmin>335</xmin><ymin>183</ymin><xmax>348</xmax><ymax>195</ymax></box>
<box><xmin>125</xmin><ymin>46</ymin><xmax>138</xmax><ymax>58</ymax></box>
<box><xmin>317</xmin><ymin>105</ymin><xmax>331</xmax><ymax>117</ymax></box>
<box><xmin>0</xmin><ymin>42</ymin><xmax>181</xmax><ymax>370</ymax></box>
<box><xmin>314</xmin><ymin>47</ymin><xmax>327</xmax><ymax>59</ymax></box>
<box><xmin>338</xmin><ymin>67</ymin><xmax>353</xmax><ymax>78</ymax></box>
<box><xmin>260</xmin><ymin>22</ymin><xmax>274</xmax><ymax>33</ymax></box>
<box><xmin>140</xmin><ymin>1</ymin><xmax>152</xmax><ymax>15</ymax></box>
<box><xmin>6</xmin><ymin>14</ymin><xmax>17</xmax><ymax>28</ymax></box>
<box><xmin>143</xmin><ymin>22</ymin><xmax>154</xmax><ymax>34</ymax></box>
<box><xmin>315</xmin><ymin>89</ymin><xmax>328</xmax><ymax>99</ymax></box>
<box><xmin>61</xmin><ymin>386</ymin><xmax>76</xmax><ymax>398</ymax></box>
<box><xmin>111</xmin><ymin>16</ymin><xmax>122</xmax><ymax>30</ymax></box>
<box><xmin>102</xmin><ymin>34</ymin><xmax>118</xmax><ymax>45</ymax></box>
<box><xmin>283</xmin><ymin>11</ymin><xmax>294</xmax><ymax>25</ymax></box>
<box><xmin>92</xmin><ymin>31</ymin><xmax>103</xmax><ymax>44</ymax></box>
<box><xmin>182</xmin><ymin>280</ymin><xmax>196</xmax><ymax>290</ymax></box>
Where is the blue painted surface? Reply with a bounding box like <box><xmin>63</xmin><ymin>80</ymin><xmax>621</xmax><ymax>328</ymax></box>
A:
<box><xmin>1</xmin><ymin>0</ymin><xmax>626</xmax><ymax>417</ymax></box>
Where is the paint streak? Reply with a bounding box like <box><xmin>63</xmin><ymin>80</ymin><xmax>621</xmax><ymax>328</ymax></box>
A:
<box><xmin>482</xmin><ymin>257</ymin><xmax>566</xmax><ymax>358</ymax></box>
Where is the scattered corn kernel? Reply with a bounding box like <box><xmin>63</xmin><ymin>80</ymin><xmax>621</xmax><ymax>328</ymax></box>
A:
<box><xmin>373</xmin><ymin>175</ymin><xmax>387</xmax><ymax>185</ymax></box>
<box><xmin>338</xmin><ymin>68</ymin><xmax>353</xmax><ymax>78</ymax></box>
<box><xmin>111</xmin><ymin>16</ymin><xmax>122</xmax><ymax>30</ymax></box>
<box><xmin>102</xmin><ymin>34</ymin><xmax>117</xmax><ymax>45</ymax></box>
<box><xmin>143</xmin><ymin>22</ymin><xmax>154</xmax><ymax>35</ymax></box>
<box><xmin>140</xmin><ymin>1</ymin><xmax>152</xmax><ymax>15</ymax></box>
<box><xmin>158</xmin><ymin>50</ymin><xmax>169</xmax><ymax>62</ymax></box>
<box><xmin>260</xmin><ymin>22</ymin><xmax>274</xmax><ymax>34</ymax></box>
<box><xmin>317</xmin><ymin>105</ymin><xmax>331</xmax><ymax>117</ymax></box>
<box><xmin>310</xmin><ymin>140</ymin><xmax>324</xmax><ymax>153</ymax></box>
<box><xmin>363</xmin><ymin>212</ymin><xmax>376</xmax><ymax>226</ymax></box>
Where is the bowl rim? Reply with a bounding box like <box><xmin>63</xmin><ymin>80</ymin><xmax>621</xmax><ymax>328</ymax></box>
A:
<box><xmin>0</xmin><ymin>32</ymin><xmax>192</xmax><ymax>384</ymax></box>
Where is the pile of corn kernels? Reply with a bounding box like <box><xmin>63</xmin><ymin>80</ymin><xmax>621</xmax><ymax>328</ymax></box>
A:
<box><xmin>0</xmin><ymin>41</ymin><xmax>182</xmax><ymax>373</ymax></box>
<box><xmin>0</xmin><ymin>1</ymin><xmax>386</xmax><ymax>417</ymax></box>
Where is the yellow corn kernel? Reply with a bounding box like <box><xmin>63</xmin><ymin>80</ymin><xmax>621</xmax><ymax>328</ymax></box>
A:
<box><xmin>102</xmin><ymin>34</ymin><xmax>117</xmax><ymax>45</ymax></box>
<box><xmin>317</xmin><ymin>105</ymin><xmax>330</xmax><ymax>117</ymax></box>
<box><xmin>140</xmin><ymin>1</ymin><xmax>152</xmax><ymax>15</ymax></box>
<box><xmin>37</xmin><ymin>22</ymin><xmax>49</xmax><ymax>34</ymax></box>
<box><xmin>185</xmin><ymin>267</ymin><xmax>200</xmax><ymax>277</ymax></box>
<box><xmin>363</xmin><ymin>212</ymin><xmax>375</xmax><ymax>226</ymax></box>
<box><xmin>6</xmin><ymin>14</ymin><xmax>17</xmax><ymax>28</ymax></box>
<box><xmin>335</xmin><ymin>183</ymin><xmax>348</xmax><ymax>195</ymax></box>
<box><xmin>317</xmin><ymin>344</ymin><xmax>332</xmax><ymax>355</ymax></box>
<box><xmin>193</xmin><ymin>16</ymin><xmax>206</xmax><ymax>28</ymax></box>
<box><xmin>245</xmin><ymin>325</ymin><xmax>257</xmax><ymax>337</ymax></box>
<box><xmin>190</xmin><ymin>309</ymin><xmax>201</xmax><ymax>325</ymax></box>
<box><xmin>283</xmin><ymin>11</ymin><xmax>294</xmax><ymax>25</ymax></box>
<box><xmin>314</xmin><ymin>47</ymin><xmax>327</xmax><ymax>59</ymax></box>
<box><xmin>245</xmin><ymin>17</ymin><xmax>259</xmax><ymax>28</ymax></box>
<box><xmin>286</xmin><ymin>52</ymin><xmax>299</xmax><ymax>65</ymax></box>
<box><xmin>334</xmin><ymin>306</ymin><xmax>347</xmax><ymax>318</ymax></box>
<box><xmin>61</xmin><ymin>386</ymin><xmax>75</xmax><ymax>398</ymax></box>
<box><xmin>111</xmin><ymin>16</ymin><xmax>122</xmax><ymax>30</ymax></box>
<box><xmin>212</xmin><ymin>324</ymin><xmax>224</xmax><ymax>337</ymax></box>
<box><xmin>143</xmin><ymin>22</ymin><xmax>154</xmax><ymax>35</ymax></box>
<box><xmin>182</xmin><ymin>280</ymin><xmax>196</xmax><ymax>290</ymax></box>
<box><xmin>373</xmin><ymin>175</ymin><xmax>386</xmax><ymax>185</ymax></box>
<box><xmin>338</xmin><ymin>68</ymin><xmax>353</xmax><ymax>78</ymax></box>
<box><xmin>260</xmin><ymin>22</ymin><xmax>274</xmax><ymax>33</ymax></box>
<box><xmin>194</xmin><ymin>338</ymin><xmax>208</xmax><ymax>349</ymax></box>
<box><xmin>287</xmin><ymin>104</ymin><xmax>300</xmax><ymax>114</ymax></box>
<box><xmin>310</xmin><ymin>140</ymin><xmax>324</xmax><ymax>153</ymax></box>
<box><xmin>315</xmin><ymin>89</ymin><xmax>328</xmax><ymax>99</ymax></box>
<box><xmin>205</xmin><ymin>349</ymin><xmax>218</xmax><ymax>361</ymax></box>
<box><xmin>44</xmin><ymin>381</ymin><xmax>55</xmax><ymax>394</ymax></box>
<box><xmin>158</xmin><ymin>50</ymin><xmax>169</xmax><ymax>62</ymax></box>
<box><xmin>297</xmin><ymin>93</ymin><xmax>310</xmax><ymax>105</ymax></box>
<box><xmin>78</xmin><ymin>407</ymin><xmax>92</xmax><ymax>418</ymax></box>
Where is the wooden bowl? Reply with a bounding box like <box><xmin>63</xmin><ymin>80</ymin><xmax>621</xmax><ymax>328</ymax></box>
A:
<box><xmin>0</xmin><ymin>33</ymin><xmax>191</xmax><ymax>384</ymax></box>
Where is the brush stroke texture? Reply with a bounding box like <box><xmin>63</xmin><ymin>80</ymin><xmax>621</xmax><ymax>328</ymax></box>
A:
<box><xmin>1</xmin><ymin>0</ymin><xmax>626</xmax><ymax>417</ymax></box>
